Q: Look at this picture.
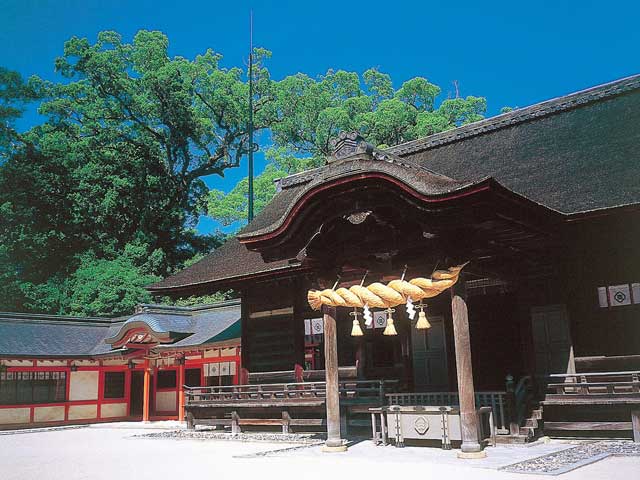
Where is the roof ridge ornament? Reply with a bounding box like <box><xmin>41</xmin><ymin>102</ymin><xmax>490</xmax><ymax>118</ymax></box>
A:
<box><xmin>329</xmin><ymin>131</ymin><xmax>373</xmax><ymax>162</ymax></box>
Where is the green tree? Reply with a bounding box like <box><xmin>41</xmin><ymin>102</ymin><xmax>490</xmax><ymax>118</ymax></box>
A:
<box><xmin>0</xmin><ymin>30</ymin><xmax>272</xmax><ymax>313</ymax></box>
<box><xmin>0</xmin><ymin>67</ymin><xmax>38</xmax><ymax>159</ymax></box>
<box><xmin>63</xmin><ymin>243</ymin><xmax>163</xmax><ymax>317</ymax></box>
<box><xmin>208</xmin><ymin>69</ymin><xmax>487</xmax><ymax>226</ymax></box>
<box><xmin>207</xmin><ymin>147</ymin><xmax>320</xmax><ymax>227</ymax></box>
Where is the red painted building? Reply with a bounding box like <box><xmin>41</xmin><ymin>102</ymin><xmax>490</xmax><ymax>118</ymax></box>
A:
<box><xmin>0</xmin><ymin>301</ymin><xmax>241</xmax><ymax>429</ymax></box>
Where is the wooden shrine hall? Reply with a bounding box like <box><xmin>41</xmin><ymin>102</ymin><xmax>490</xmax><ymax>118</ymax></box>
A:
<box><xmin>150</xmin><ymin>74</ymin><xmax>640</xmax><ymax>452</ymax></box>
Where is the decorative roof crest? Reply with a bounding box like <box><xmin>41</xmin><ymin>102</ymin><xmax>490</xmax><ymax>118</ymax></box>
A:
<box><xmin>329</xmin><ymin>131</ymin><xmax>373</xmax><ymax>162</ymax></box>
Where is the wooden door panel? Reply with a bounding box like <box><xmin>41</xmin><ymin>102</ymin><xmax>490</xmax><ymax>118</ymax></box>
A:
<box><xmin>411</xmin><ymin>316</ymin><xmax>448</xmax><ymax>391</ymax></box>
<box><xmin>531</xmin><ymin>305</ymin><xmax>575</xmax><ymax>376</ymax></box>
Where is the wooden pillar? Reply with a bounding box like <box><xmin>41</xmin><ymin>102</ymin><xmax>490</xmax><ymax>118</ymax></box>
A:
<box><xmin>451</xmin><ymin>281</ymin><xmax>485</xmax><ymax>457</ymax></box>
<box><xmin>240</xmin><ymin>290</ymin><xmax>251</xmax><ymax>374</ymax></box>
<box><xmin>632</xmin><ymin>410</ymin><xmax>640</xmax><ymax>443</ymax></box>
<box><xmin>177</xmin><ymin>361</ymin><xmax>185</xmax><ymax>422</ymax></box>
<box><xmin>292</xmin><ymin>279</ymin><xmax>306</xmax><ymax>372</ymax></box>
<box><xmin>142</xmin><ymin>360</ymin><xmax>151</xmax><ymax>422</ymax></box>
<box><xmin>322</xmin><ymin>305</ymin><xmax>347</xmax><ymax>451</ymax></box>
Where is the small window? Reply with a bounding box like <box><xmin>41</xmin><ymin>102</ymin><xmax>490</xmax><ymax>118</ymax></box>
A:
<box><xmin>184</xmin><ymin>368</ymin><xmax>201</xmax><ymax>387</ymax></box>
<box><xmin>156</xmin><ymin>370</ymin><xmax>177</xmax><ymax>389</ymax></box>
<box><xmin>0</xmin><ymin>371</ymin><xmax>66</xmax><ymax>405</ymax></box>
<box><xmin>104</xmin><ymin>371</ymin><xmax>126</xmax><ymax>399</ymax></box>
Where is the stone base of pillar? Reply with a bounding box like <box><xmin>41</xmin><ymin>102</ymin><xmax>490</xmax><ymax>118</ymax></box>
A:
<box><xmin>322</xmin><ymin>444</ymin><xmax>348</xmax><ymax>453</ymax></box>
<box><xmin>457</xmin><ymin>450</ymin><xmax>487</xmax><ymax>459</ymax></box>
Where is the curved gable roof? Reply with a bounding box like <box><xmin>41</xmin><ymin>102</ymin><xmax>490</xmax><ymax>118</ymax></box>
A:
<box><xmin>237</xmin><ymin>153</ymin><xmax>472</xmax><ymax>241</ymax></box>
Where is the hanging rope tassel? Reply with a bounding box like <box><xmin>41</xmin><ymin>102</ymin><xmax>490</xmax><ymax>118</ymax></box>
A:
<box><xmin>350</xmin><ymin>309</ymin><xmax>364</xmax><ymax>336</ymax></box>
<box><xmin>416</xmin><ymin>303</ymin><xmax>431</xmax><ymax>330</ymax></box>
<box><xmin>383</xmin><ymin>308</ymin><xmax>398</xmax><ymax>336</ymax></box>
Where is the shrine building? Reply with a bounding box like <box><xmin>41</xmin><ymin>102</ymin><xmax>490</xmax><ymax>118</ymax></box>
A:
<box><xmin>1</xmin><ymin>74</ymin><xmax>639</xmax><ymax>449</ymax></box>
<box><xmin>0</xmin><ymin>301</ymin><xmax>241</xmax><ymax>428</ymax></box>
<box><xmin>149</xmin><ymin>74</ymin><xmax>640</xmax><ymax>450</ymax></box>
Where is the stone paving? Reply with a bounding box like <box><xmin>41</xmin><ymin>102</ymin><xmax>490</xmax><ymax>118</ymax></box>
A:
<box><xmin>501</xmin><ymin>440</ymin><xmax>640</xmax><ymax>475</ymax></box>
<box><xmin>137</xmin><ymin>428</ymin><xmax>325</xmax><ymax>444</ymax></box>
<box><xmin>0</xmin><ymin>423</ymin><xmax>638</xmax><ymax>480</ymax></box>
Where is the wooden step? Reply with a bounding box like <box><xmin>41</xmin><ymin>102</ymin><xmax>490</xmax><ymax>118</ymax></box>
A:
<box><xmin>495</xmin><ymin>434</ymin><xmax>530</xmax><ymax>444</ymax></box>
<box><xmin>519</xmin><ymin>425</ymin><xmax>536</xmax><ymax>438</ymax></box>
<box><xmin>544</xmin><ymin>421</ymin><xmax>632</xmax><ymax>431</ymax></box>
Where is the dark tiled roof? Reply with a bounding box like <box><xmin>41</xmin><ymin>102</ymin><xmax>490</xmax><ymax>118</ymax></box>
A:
<box><xmin>147</xmin><ymin>236</ymin><xmax>304</xmax><ymax>293</ymax></box>
<box><xmin>388</xmin><ymin>74</ymin><xmax>640</xmax><ymax>214</ymax></box>
<box><xmin>150</xmin><ymin>74</ymin><xmax>640</xmax><ymax>292</ymax></box>
<box><xmin>0</xmin><ymin>312</ymin><xmax>113</xmax><ymax>357</ymax></box>
<box><xmin>0</xmin><ymin>301</ymin><xmax>241</xmax><ymax>358</ymax></box>
<box><xmin>98</xmin><ymin>300</ymin><xmax>241</xmax><ymax>354</ymax></box>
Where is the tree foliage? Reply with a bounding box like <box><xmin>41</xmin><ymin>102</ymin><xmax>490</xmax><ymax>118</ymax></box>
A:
<box><xmin>208</xmin><ymin>69</ymin><xmax>486</xmax><ymax>226</ymax></box>
<box><xmin>207</xmin><ymin>147</ymin><xmax>322</xmax><ymax>226</ymax></box>
<box><xmin>1</xmin><ymin>31</ymin><xmax>261</xmax><ymax>314</ymax></box>
<box><xmin>0</xmin><ymin>67</ymin><xmax>38</xmax><ymax>159</ymax></box>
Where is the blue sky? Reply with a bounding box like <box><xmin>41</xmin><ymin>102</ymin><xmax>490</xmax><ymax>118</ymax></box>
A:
<box><xmin>2</xmin><ymin>0</ymin><xmax>639</xmax><ymax>232</ymax></box>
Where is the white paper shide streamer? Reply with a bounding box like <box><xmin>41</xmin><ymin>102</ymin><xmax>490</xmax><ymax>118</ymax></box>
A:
<box><xmin>363</xmin><ymin>304</ymin><xmax>373</xmax><ymax>326</ymax></box>
<box><xmin>405</xmin><ymin>296</ymin><xmax>416</xmax><ymax>320</ymax></box>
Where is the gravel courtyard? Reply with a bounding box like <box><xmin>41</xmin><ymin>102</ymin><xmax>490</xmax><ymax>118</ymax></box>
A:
<box><xmin>1</xmin><ymin>424</ymin><xmax>638</xmax><ymax>480</ymax></box>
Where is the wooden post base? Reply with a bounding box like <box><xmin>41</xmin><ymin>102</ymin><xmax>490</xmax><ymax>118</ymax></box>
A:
<box><xmin>457</xmin><ymin>450</ymin><xmax>488</xmax><ymax>459</ymax></box>
<box><xmin>632</xmin><ymin>410</ymin><xmax>640</xmax><ymax>443</ymax></box>
<box><xmin>322</xmin><ymin>444</ymin><xmax>348</xmax><ymax>453</ymax></box>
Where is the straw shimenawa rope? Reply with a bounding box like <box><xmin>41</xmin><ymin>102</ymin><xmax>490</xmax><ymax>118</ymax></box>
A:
<box><xmin>307</xmin><ymin>263</ymin><xmax>468</xmax><ymax>310</ymax></box>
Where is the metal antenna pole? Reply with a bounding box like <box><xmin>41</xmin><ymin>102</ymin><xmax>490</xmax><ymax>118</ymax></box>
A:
<box><xmin>247</xmin><ymin>10</ymin><xmax>255</xmax><ymax>222</ymax></box>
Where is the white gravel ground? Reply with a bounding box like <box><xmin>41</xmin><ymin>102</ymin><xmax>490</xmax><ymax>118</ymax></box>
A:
<box><xmin>0</xmin><ymin>424</ymin><xmax>638</xmax><ymax>480</ymax></box>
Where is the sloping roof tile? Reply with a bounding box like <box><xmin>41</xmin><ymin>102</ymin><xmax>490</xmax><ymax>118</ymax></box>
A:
<box><xmin>0</xmin><ymin>301</ymin><xmax>241</xmax><ymax>358</ymax></box>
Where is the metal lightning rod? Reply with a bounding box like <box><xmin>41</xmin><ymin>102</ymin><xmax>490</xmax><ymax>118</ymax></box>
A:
<box><xmin>247</xmin><ymin>10</ymin><xmax>255</xmax><ymax>222</ymax></box>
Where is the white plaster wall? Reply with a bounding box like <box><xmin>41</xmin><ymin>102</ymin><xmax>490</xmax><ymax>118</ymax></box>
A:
<box><xmin>68</xmin><ymin>404</ymin><xmax>97</xmax><ymax>420</ymax></box>
<box><xmin>69</xmin><ymin>371</ymin><xmax>99</xmax><ymax>401</ymax></box>
<box><xmin>36</xmin><ymin>360</ymin><xmax>67</xmax><ymax>367</ymax></box>
<box><xmin>203</xmin><ymin>349</ymin><xmax>220</xmax><ymax>358</ymax></box>
<box><xmin>74</xmin><ymin>360</ymin><xmax>99</xmax><ymax>366</ymax></box>
<box><xmin>0</xmin><ymin>408</ymin><xmax>30</xmax><ymax>424</ymax></box>
<box><xmin>100</xmin><ymin>403</ymin><xmax>127</xmax><ymax>418</ymax></box>
<box><xmin>33</xmin><ymin>406</ymin><xmax>65</xmax><ymax>423</ymax></box>
<box><xmin>155</xmin><ymin>391</ymin><xmax>177</xmax><ymax>412</ymax></box>
<box><xmin>4</xmin><ymin>360</ymin><xmax>32</xmax><ymax>367</ymax></box>
<box><xmin>102</xmin><ymin>359</ymin><xmax>127</xmax><ymax>366</ymax></box>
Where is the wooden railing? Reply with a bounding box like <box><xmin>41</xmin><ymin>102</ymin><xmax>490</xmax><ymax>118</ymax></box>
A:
<box><xmin>184</xmin><ymin>379</ymin><xmax>396</xmax><ymax>406</ymax></box>
<box><xmin>546</xmin><ymin>371</ymin><xmax>640</xmax><ymax>401</ymax></box>
<box><xmin>543</xmin><ymin>371</ymin><xmax>640</xmax><ymax>440</ymax></box>
<box><xmin>385</xmin><ymin>391</ymin><xmax>509</xmax><ymax>433</ymax></box>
